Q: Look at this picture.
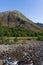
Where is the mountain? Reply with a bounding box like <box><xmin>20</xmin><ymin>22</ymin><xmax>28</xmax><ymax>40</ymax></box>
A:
<box><xmin>36</xmin><ymin>23</ymin><xmax>43</xmax><ymax>28</ymax></box>
<box><xmin>0</xmin><ymin>10</ymin><xmax>43</xmax><ymax>32</ymax></box>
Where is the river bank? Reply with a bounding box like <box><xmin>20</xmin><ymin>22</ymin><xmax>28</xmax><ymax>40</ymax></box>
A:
<box><xmin>0</xmin><ymin>40</ymin><xmax>43</xmax><ymax>65</ymax></box>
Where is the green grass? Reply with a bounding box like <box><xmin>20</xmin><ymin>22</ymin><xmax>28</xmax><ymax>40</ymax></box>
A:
<box><xmin>0</xmin><ymin>37</ymin><xmax>38</xmax><ymax>40</ymax></box>
<box><xmin>0</xmin><ymin>37</ymin><xmax>42</xmax><ymax>44</ymax></box>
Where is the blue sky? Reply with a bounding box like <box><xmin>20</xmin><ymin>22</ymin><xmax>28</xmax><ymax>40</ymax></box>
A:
<box><xmin>0</xmin><ymin>0</ymin><xmax>43</xmax><ymax>23</ymax></box>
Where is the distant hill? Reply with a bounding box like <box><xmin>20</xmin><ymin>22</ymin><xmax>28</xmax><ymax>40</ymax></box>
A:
<box><xmin>36</xmin><ymin>23</ymin><xmax>43</xmax><ymax>28</ymax></box>
<box><xmin>0</xmin><ymin>10</ymin><xmax>43</xmax><ymax>32</ymax></box>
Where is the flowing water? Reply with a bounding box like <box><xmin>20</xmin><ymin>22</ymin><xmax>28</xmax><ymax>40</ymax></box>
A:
<box><xmin>0</xmin><ymin>55</ymin><xmax>33</xmax><ymax>65</ymax></box>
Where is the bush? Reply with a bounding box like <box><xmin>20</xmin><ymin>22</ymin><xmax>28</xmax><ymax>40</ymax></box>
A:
<box><xmin>37</xmin><ymin>36</ymin><xmax>43</xmax><ymax>41</ymax></box>
<box><xmin>5</xmin><ymin>38</ymin><xmax>10</xmax><ymax>45</ymax></box>
<box><xmin>0</xmin><ymin>40</ymin><xmax>2</xmax><ymax>44</ymax></box>
<box><xmin>14</xmin><ymin>37</ymin><xmax>18</xmax><ymax>42</ymax></box>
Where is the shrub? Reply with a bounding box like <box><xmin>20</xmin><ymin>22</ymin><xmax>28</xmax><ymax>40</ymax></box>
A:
<box><xmin>37</xmin><ymin>36</ymin><xmax>43</xmax><ymax>41</ymax></box>
<box><xmin>5</xmin><ymin>38</ymin><xmax>10</xmax><ymax>45</ymax></box>
<box><xmin>0</xmin><ymin>40</ymin><xmax>2</xmax><ymax>44</ymax></box>
<box><xmin>14</xmin><ymin>37</ymin><xmax>18</xmax><ymax>42</ymax></box>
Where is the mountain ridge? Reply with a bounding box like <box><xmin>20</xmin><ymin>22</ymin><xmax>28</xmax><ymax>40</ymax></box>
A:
<box><xmin>36</xmin><ymin>23</ymin><xmax>43</xmax><ymax>28</ymax></box>
<box><xmin>0</xmin><ymin>10</ymin><xmax>43</xmax><ymax>32</ymax></box>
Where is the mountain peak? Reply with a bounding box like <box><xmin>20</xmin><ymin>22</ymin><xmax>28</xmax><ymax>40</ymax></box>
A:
<box><xmin>0</xmin><ymin>10</ymin><xmax>43</xmax><ymax>32</ymax></box>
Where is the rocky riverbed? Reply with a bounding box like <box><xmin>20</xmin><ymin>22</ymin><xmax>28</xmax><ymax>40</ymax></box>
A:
<box><xmin>0</xmin><ymin>40</ymin><xmax>43</xmax><ymax>65</ymax></box>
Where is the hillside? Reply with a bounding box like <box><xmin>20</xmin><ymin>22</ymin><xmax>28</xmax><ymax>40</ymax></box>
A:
<box><xmin>0</xmin><ymin>10</ymin><xmax>43</xmax><ymax>32</ymax></box>
<box><xmin>36</xmin><ymin>23</ymin><xmax>43</xmax><ymax>28</ymax></box>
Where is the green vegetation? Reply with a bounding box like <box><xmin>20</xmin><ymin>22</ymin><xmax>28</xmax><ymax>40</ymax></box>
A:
<box><xmin>14</xmin><ymin>37</ymin><xmax>18</xmax><ymax>42</ymax></box>
<box><xmin>0</xmin><ymin>26</ymin><xmax>43</xmax><ymax>37</ymax></box>
<box><xmin>0</xmin><ymin>11</ymin><xmax>43</xmax><ymax>45</ymax></box>
<box><xmin>0</xmin><ymin>26</ymin><xmax>43</xmax><ymax>45</ymax></box>
<box><xmin>37</xmin><ymin>36</ymin><xmax>43</xmax><ymax>41</ymax></box>
<box><xmin>0</xmin><ymin>37</ymin><xmax>38</xmax><ymax>44</ymax></box>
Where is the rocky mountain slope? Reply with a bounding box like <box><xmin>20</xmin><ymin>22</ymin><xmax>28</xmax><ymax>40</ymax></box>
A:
<box><xmin>0</xmin><ymin>10</ymin><xmax>43</xmax><ymax>32</ymax></box>
<box><xmin>36</xmin><ymin>23</ymin><xmax>43</xmax><ymax>28</ymax></box>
